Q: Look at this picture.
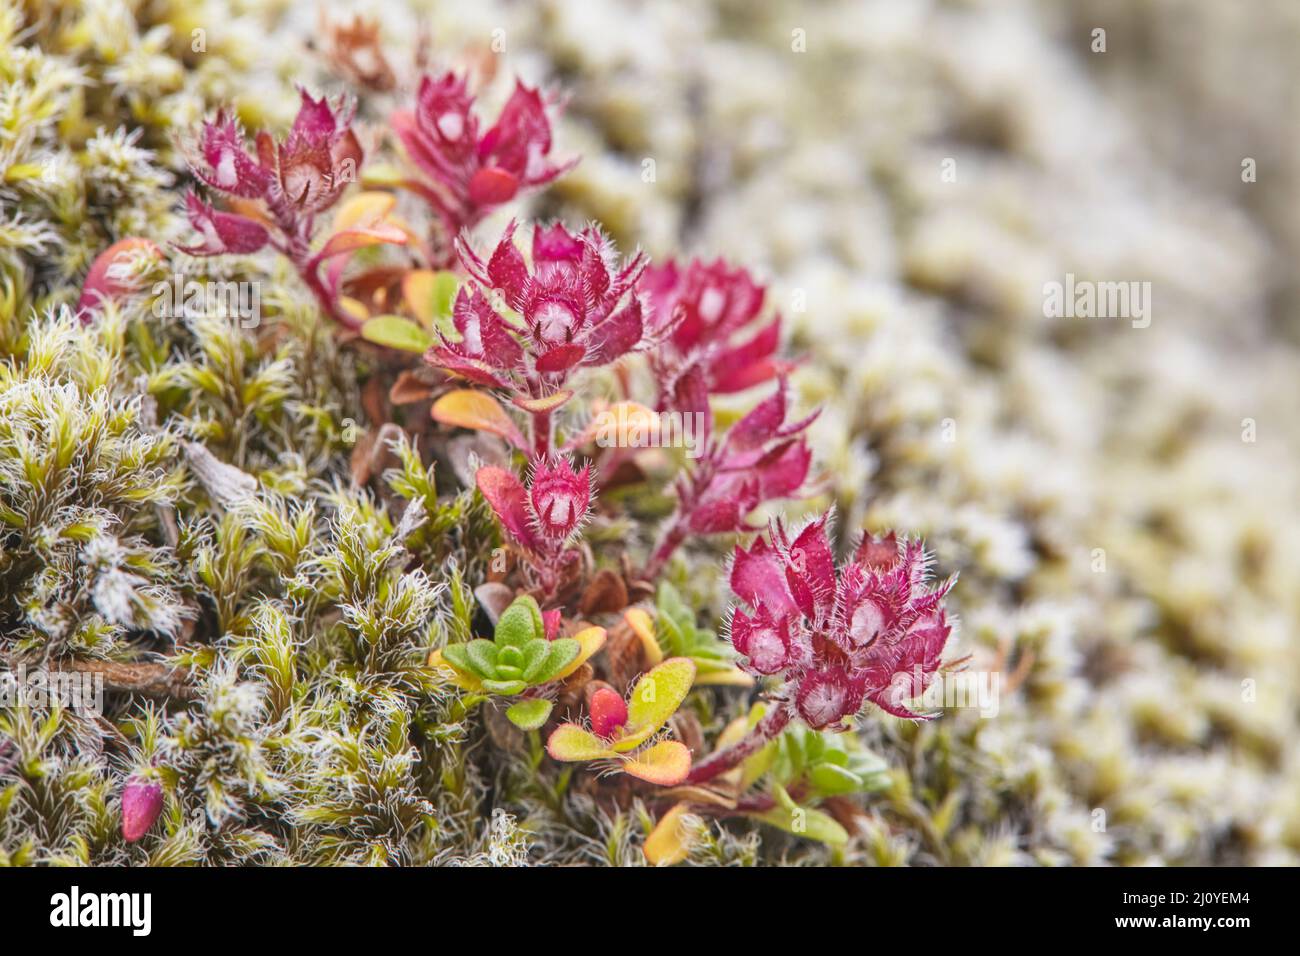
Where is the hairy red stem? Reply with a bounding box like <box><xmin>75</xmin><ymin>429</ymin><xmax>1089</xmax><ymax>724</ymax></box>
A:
<box><xmin>686</xmin><ymin>700</ymin><xmax>793</xmax><ymax>785</ymax></box>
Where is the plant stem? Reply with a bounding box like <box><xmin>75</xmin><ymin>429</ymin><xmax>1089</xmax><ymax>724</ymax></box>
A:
<box><xmin>644</xmin><ymin>514</ymin><xmax>687</xmax><ymax>580</ymax></box>
<box><xmin>532</xmin><ymin>407</ymin><xmax>552</xmax><ymax>458</ymax></box>
<box><xmin>686</xmin><ymin>700</ymin><xmax>793</xmax><ymax>785</ymax></box>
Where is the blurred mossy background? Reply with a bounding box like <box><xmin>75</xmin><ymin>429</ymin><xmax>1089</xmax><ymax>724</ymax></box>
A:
<box><xmin>1</xmin><ymin>0</ymin><xmax>1298</xmax><ymax>865</ymax></box>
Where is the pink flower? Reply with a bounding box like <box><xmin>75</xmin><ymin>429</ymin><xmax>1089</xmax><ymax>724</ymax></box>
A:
<box><xmin>645</xmin><ymin>376</ymin><xmax>818</xmax><ymax>577</ymax></box>
<box><xmin>121</xmin><ymin>777</ymin><xmax>163</xmax><ymax>843</ymax></box>
<box><xmin>188</xmin><ymin>91</ymin><xmax>361</xmax><ymax>237</ymax></box>
<box><xmin>727</xmin><ymin>514</ymin><xmax>955</xmax><ymax>728</ymax></box>
<box><xmin>435</xmin><ymin>220</ymin><xmax>646</xmax><ymax>383</ymax></box>
<box><xmin>393</xmin><ymin>73</ymin><xmax>577</xmax><ymax>237</ymax></box>
<box><xmin>642</xmin><ymin>258</ymin><xmax>791</xmax><ymax>414</ymax></box>
<box><xmin>181</xmin><ymin>90</ymin><xmax>405</xmax><ymax>329</ymax></box>
<box><xmin>476</xmin><ymin>455</ymin><xmax>592</xmax><ymax>554</ymax></box>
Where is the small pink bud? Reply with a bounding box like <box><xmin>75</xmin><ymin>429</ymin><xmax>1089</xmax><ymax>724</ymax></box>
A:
<box><xmin>590</xmin><ymin>688</ymin><xmax>628</xmax><ymax>739</ymax></box>
<box><xmin>121</xmin><ymin>778</ymin><xmax>163</xmax><ymax>843</ymax></box>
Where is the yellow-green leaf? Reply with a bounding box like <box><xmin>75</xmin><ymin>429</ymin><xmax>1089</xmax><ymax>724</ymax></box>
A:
<box><xmin>623</xmin><ymin>608</ymin><xmax>663</xmax><ymax>665</ymax></box>
<box><xmin>695</xmin><ymin>667</ymin><xmax>755</xmax><ymax>687</ymax></box>
<box><xmin>431</xmin><ymin>390</ymin><xmax>526</xmax><ymax>449</ymax></box>
<box><xmin>546</xmin><ymin>724</ymin><xmax>615</xmax><ymax>762</ymax></box>
<box><xmin>361</xmin><ymin>315</ymin><xmax>433</xmax><ymax>353</ymax></box>
<box><xmin>615</xmin><ymin>658</ymin><xmax>696</xmax><ymax>752</ymax></box>
<box><xmin>643</xmin><ymin>802</ymin><xmax>701</xmax><ymax>866</ymax></box>
<box><xmin>333</xmin><ymin>191</ymin><xmax>396</xmax><ymax>232</ymax></box>
<box><xmin>403</xmin><ymin>269</ymin><xmax>459</xmax><ymax>333</ymax></box>
<box><xmin>427</xmin><ymin>648</ymin><xmax>483</xmax><ymax>692</ymax></box>
<box><xmin>506</xmin><ymin>698</ymin><xmax>553</xmax><ymax>731</ymax></box>
<box><xmin>755</xmin><ymin>805</ymin><xmax>849</xmax><ymax>846</ymax></box>
<box><xmin>622</xmin><ymin>740</ymin><xmax>692</xmax><ymax>786</ymax></box>
<box><xmin>553</xmin><ymin>626</ymin><xmax>606</xmax><ymax>681</ymax></box>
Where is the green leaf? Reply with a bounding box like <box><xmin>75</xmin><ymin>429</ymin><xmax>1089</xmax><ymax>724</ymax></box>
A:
<box><xmin>440</xmin><ymin>643</ymin><xmax>472</xmax><ymax>674</ymax></box>
<box><xmin>755</xmin><ymin>805</ymin><xmax>849</xmax><ymax>847</ymax></box>
<box><xmin>519</xmin><ymin>639</ymin><xmax>551</xmax><ymax>683</ymax></box>
<box><xmin>481</xmin><ymin>679</ymin><xmax>528</xmax><ymax>695</ymax></box>
<box><xmin>532</xmin><ymin>638</ymin><xmax>580</xmax><ymax>684</ymax></box>
<box><xmin>506</xmin><ymin>698</ymin><xmax>553</xmax><ymax>731</ymax></box>
<box><xmin>496</xmin><ymin>595</ymin><xmax>544</xmax><ymax>648</ymax></box>
<box><xmin>464</xmin><ymin>639</ymin><xmax>499</xmax><ymax>678</ymax></box>
<box><xmin>810</xmin><ymin>763</ymin><xmax>865</xmax><ymax>796</ymax></box>
<box><xmin>360</xmin><ymin>315</ymin><xmax>433</xmax><ymax>353</ymax></box>
<box><xmin>616</xmin><ymin>658</ymin><xmax>696</xmax><ymax>752</ymax></box>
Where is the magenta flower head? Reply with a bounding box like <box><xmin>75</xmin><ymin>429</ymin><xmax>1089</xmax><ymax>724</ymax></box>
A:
<box><xmin>433</xmin><ymin>220</ymin><xmax>646</xmax><ymax>384</ymax></box>
<box><xmin>642</xmin><ymin>257</ymin><xmax>791</xmax><ymax>412</ymax></box>
<box><xmin>121</xmin><ymin>777</ymin><xmax>163</xmax><ymax>843</ymax></box>
<box><xmin>727</xmin><ymin>513</ymin><xmax>956</xmax><ymax>728</ymax></box>
<box><xmin>180</xmin><ymin>90</ymin><xmax>407</xmax><ymax>330</ymax></box>
<box><xmin>476</xmin><ymin>455</ymin><xmax>593</xmax><ymax>553</ymax></box>
<box><xmin>687</xmin><ymin>376</ymin><xmax>817</xmax><ymax>534</ymax></box>
<box><xmin>184</xmin><ymin>90</ymin><xmax>362</xmax><ymax>257</ymax></box>
<box><xmin>393</xmin><ymin>73</ymin><xmax>577</xmax><ymax>237</ymax></box>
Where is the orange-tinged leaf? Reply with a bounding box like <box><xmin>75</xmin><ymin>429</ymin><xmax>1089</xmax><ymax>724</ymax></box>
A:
<box><xmin>317</xmin><ymin>224</ymin><xmax>408</xmax><ymax>260</ymax></box>
<box><xmin>581</xmin><ymin>401</ymin><xmax>659</xmax><ymax>449</ymax></box>
<box><xmin>553</xmin><ymin>626</ymin><xmax>606</xmax><ymax>681</ymax></box>
<box><xmin>333</xmin><ymin>191</ymin><xmax>396</xmax><ymax>232</ymax></box>
<box><xmin>622</xmin><ymin>740</ymin><xmax>692</xmax><ymax>786</ymax></box>
<box><xmin>624</xmin><ymin>607</ymin><xmax>663</xmax><ymax>665</ymax></box>
<box><xmin>546</xmin><ymin>724</ymin><xmax>615</xmax><ymax>762</ymax></box>
<box><xmin>228</xmin><ymin>198</ymin><xmax>275</xmax><ymax>229</ymax></box>
<box><xmin>615</xmin><ymin>658</ymin><xmax>696</xmax><ymax>752</ymax></box>
<box><xmin>512</xmin><ymin>390</ymin><xmax>574</xmax><ymax>414</ymax></box>
<box><xmin>431</xmin><ymin>390</ymin><xmax>526</xmax><ymax>449</ymax></box>
<box><xmin>644</xmin><ymin>802</ymin><xmax>702</xmax><ymax>866</ymax></box>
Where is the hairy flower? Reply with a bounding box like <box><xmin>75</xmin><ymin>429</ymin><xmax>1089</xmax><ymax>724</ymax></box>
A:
<box><xmin>646</xmin><ymin>376</ymin><xmax>817</xmax><ymax>577</ymax></box>
<box><xmin>727</xmin><ymin>514</ymin><xmax>956</xmax><ymax>727</ymax></box>
<box><xmin>181</xmin><ymin>90</ymin><xmax>401</xmax><ymax>328</ymax></box>
<box><xmin>643</xmin><ymin>257</ymin><xmax>790</xmax><ymax>415</ymax></box>
<box><xmin>477</xmin><ymin>455</ymin><xmax>592</xmax><ymax>552</ymax></box>
<box><xmin>393</xmin><ymin>74</ymin><xmax>576</xmax><ymax>242</ymax></box>
<box><xmin>442</xmin><ymin>220</ymin><xmax>647</xmax><ymax>381</ymax></box>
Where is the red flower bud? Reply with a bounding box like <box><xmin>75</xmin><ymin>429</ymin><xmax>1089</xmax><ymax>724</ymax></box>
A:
<box><xmin>589</xmin><ymin>687</ymin><xmax>628</xmax><ymax>739</ymax></box>
<box><xmin>121</xmin><ymin>777</ymin><xmax>163</xmax><ymax>843</ymax></box>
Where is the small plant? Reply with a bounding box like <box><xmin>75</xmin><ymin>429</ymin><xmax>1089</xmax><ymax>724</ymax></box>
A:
<box><xmin>684</xmin><ymin>514</ymin><xmax>956</xmax><ymax>786</ymax></box>
<box><xmin>546</xmin><ymin>658</ymin><xmax>696</xmax><ymax>785</ymax></box>
<box><xmin>642</xmin><ymin>257</ymin><xmax>790</xmax><ymax>412</ymax></box>
<box><xmin>432</xmin><ymin>594</ymin><xmax>604</xmax><ymax>730</ymax></box>
<box><xmin>645</xmin><ymin>377</ymin><xmax>817</xmax><ymax>577</ymax></box>
<box><xmin>645</xmin><ymin>708</ymin><xmax>890</xmax><ymax>864</ymax></box>
<box><xmin>428</xmin><ymin>220</ymin><xmax>648</xmax><ymax>456</ymax></box>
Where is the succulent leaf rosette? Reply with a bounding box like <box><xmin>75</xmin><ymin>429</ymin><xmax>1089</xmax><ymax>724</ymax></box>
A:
<box><xmin>432</xmin><ymin>594</ymin><xmax>604</xmax><ymax>730</ymax></box>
